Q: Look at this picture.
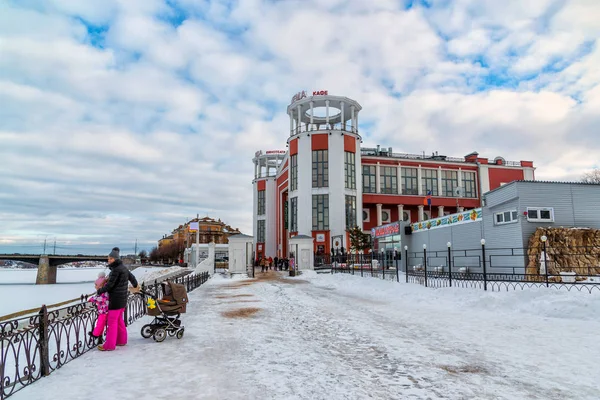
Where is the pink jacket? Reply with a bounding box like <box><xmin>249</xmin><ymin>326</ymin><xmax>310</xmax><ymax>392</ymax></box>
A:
<box><xmin>88</xmin><ymin>292</ymin><xmax>109</xmax><ymax>315</ymax></box>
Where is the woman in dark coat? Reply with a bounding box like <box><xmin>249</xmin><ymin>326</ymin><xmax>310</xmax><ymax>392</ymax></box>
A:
<box><xmin>96</xmin><ymin>247</ymin><xmax>139</xmax><ymax>351</ymax></box>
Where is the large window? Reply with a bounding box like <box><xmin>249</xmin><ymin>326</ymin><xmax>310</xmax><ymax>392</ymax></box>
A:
<box><xmin>380</xmin><ymin>166</ymin><xmax>397</xmax><ymax>194</ymax></box>
<box><xmin>345</xmin><ymin>195</ymin><xmax>357</xmax><ymax>229</ymax></box>
<box><xmin>312</xmin><ymin>194</ymin><xmax>329</xmax><ymax>230</ymax></box>
<box><xmin>495</xmin><ymin>210</ymin><xmax>518</xmax><ymax>225</ymax></box>
<box><xmin>344</xmin><ymin>152</ymin><xmax>356</xmax><ymax>189</ymax></box>
<box><xmin>257</xmin><ymin>220</ymin><xmax>265</xmax><ymax>243</ymax></box>
<box><xmin>462</xmin><ymin>171</ymin><xmax>477</xmax><ymax>198</ymax></box>
<box><xmin>290</xmin><ymin>155</ymin><xmax>298</xmax><ymax>191</ymax></box>
<box><xmin>441</xmin><ymin>170</ymin><xmax>458</xmax><ymax>197</ymax></box>
<box><xmin>527</xmin><ymin>207</ymin><xmax>554</xmax><ymax>222</ymax></box>
<box><xmin>363</xmin><ymin>165</ymin><xmax>376</xmax><ymax>193</ymax></box>
<box><xmin>401</xmin><ymin>167</ymin><xmax>418</xmax><ymax>195</ymax></box>
<box><xmin>422</xmin><ymin>169</ymin><xmax>438</xmax><ymax>196</ymax></box>
<box><xmin>257</xmin><ymin>190</ymin><xmax>265</xmax><ymax>215</ymax></box>
<box><xmin>290</xmin><ymin>197</ymin><xmax>298</xmax><ymax>232</ymax></box>
<box><xmin>312</xmin><ymin>150</ymin><xmax>328</xmax><ymax>188</ymax></box>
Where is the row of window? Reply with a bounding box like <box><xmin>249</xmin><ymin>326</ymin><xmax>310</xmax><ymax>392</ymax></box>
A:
<box><xmin>494</xmin><ymin>207</ymin><xmax>555</xmax><ymax>225</ymax></box>
<box><xmin>291</xmin><ymin>151</ymin><xmax>357</xmax><ymax>190</ymax></box>
<box><xmin>363</xmin><ymin>166</ymin><xmax>477</xmax><ymax>198</ymax></box>
<box><xmin>287</xmin><ymin>194</ymin><xmax>357</xmax><ymax>231</ymax></box>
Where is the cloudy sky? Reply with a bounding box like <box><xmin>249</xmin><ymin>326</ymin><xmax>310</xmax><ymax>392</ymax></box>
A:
<box><xmin>1</xmin><ymin>0</ymin><xmax>599</xmax><ymax>255</ymax></box>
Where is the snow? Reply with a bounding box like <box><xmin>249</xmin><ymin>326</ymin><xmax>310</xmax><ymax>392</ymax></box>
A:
<box><xmin>137</xmin><ymin>266</ymin><xmax>191</xmax><ymax>284</ymax></box>
<box><xmin>10</xmin><ymin>272</ymin><xmax>600</xmax><ymax>399</ymax></box>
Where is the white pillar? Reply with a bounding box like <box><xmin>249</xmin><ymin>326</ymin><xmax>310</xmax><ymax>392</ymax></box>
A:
<box><xmin>418</xmin><ymin>205</ymin><xmax>424</xmax><ymax>222</ymax></box>
<box><xmin>438</xmin><ymin>206</ymin><xmax>444</xmax><ymax>218</ymax></box>
<box><xmin>438</xmin><ymin>167</ymin><xmax>443</xmax><ymax>197</ymax></box>
<box><xmin>417</xmin><ymin>166</ymin><xmax>423</xmax><ymax>196</ymax></box>
<box><xmin>396</xmin><ymin>164</ymin><xmax>402</xmax><ymax>194</ymax></box>
<box><xmin>325</xmin><ymin>100</ymin><xmax>330</xmax><ymax>126</ymax></box>
<box><xmin>458</xmin><ymin>167</ymin><xmax>463</xmax><ymax>189</ymax></box>
<box><xmin>340</xmin><ymin>101</ymin><xmax>345</xmax><ymax>130</ymax></box>
<box><xmin>297</xmin><ymin>105</ymin><xmax>302</xmax><ymax>135</ymax></box>
<box><xmin>309</xmin><ymin>101</ymin><xmax>314</xmax><ymax>129</ymax></box>
<box><xmin>376</xmin><ymin>162</ymin><xmax>381</xmax><ymax>193</ymax></box>
<box><xmin>289</xmin><ymin>114</ymin><xmax>294</xmax><ymax>135</ymax></box>
<box><xmin>458</xmin><ymin>206</ymin><xmax>464</xmax><ymax>213</ymax></box>
<box><xmin>397</xmin><ymin>204</ymin><xmax>404</xmax><ymax>222</ymax></box>
<box><xmin>351</xmin><ymin>106</ymin><xmax>355</xmax><ymax>132</ymax></box>
<box><xmin>376</xmin><ymin>203</ymin><xmax>383</xmax><ymax>226</ymax></box>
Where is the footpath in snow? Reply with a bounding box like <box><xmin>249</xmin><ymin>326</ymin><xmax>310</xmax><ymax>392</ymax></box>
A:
<box><xmin>12</xmin><ymin>271</ymin><xmax>600</xmax><ymax>400</ymax></box>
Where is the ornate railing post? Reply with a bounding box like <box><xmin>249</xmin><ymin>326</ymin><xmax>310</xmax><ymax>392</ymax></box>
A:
<box><xmin>541</xmin><ymin>235</ymin><xmax>549</xmax><ymax>287</ymax></box>
<box><xmin>447</xmin><ymin>242</ymin><xmax>452</xmax><ymax>288</ymax></box>
<box><xmin>124</xmin><ymin>302</ymin><xmax>129</xmax><ymax>327</ymax></box>
<box><xmin>423</xmin><ymin>244</ymin><xmax>428</xmax><ymax>288</ymax></box>
<box><xmin>481</xmin><ymin>239</ymin><xmax>488</xmax><ymax>291</ymax></box>
<box><xmin>395</xmin><ymin>247</ymin><xmax>399</xmax><ymax>282</ymax></box>
<box><xmin>38</xmin><ymin>305</ymin><xmax>50</xmax><ymax>377</ymax></box>
<box><xmin>154</xmin><ymin>280</ymin><xmax>159</xmax><ymax>298</ymax></box>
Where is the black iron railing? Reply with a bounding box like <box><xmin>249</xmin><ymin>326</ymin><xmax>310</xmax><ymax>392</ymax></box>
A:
<box><xmin>327</xmin><ymin>245</ymin><xmax>600</xmax><ymax>293</ymax></box>
<box><xmin>1</xmin><ymin>271</ymin><xmax>209</xmax><ymax>400</ymax></box>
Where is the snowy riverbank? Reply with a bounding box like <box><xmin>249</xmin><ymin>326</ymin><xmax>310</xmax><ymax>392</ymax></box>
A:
<box><xmin>11</xmin><ymin>271</ymin><xmax>600</xmax><ymax>400</ymax></box>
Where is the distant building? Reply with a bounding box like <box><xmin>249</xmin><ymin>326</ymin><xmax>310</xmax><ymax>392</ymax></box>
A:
<box><xmin>159</xmin><ymin>216</ymin><xmax>242</xmax><ymax>249</ymax></box>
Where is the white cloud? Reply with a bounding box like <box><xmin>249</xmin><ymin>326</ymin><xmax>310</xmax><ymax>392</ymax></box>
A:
<box><xmin>0</xmin><ymin>0</ymin><xmax>599</xmax><ymax>252</ymax></box>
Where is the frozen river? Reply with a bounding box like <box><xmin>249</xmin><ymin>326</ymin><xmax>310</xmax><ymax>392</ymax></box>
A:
<box><xmin>0</xmin><ymin>267</ymin><xmax>161</xmax><ymax>318</ymax></box>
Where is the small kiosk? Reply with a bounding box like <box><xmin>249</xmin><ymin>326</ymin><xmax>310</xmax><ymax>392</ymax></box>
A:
<box><xmin>370</xmin><ymin>221</ymin><xmax>402</xmax><ymax>269</ymax></box>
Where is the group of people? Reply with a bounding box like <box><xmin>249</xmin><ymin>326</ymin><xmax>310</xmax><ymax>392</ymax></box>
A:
<box><xmin>256</xmin><ymin>256</ymin><xmax>290</xmax><ymax>273</ymax></box>
<box><xmin>88</xmin><ymin>247</ymin><xmax>139</xmax><ymax>351</ymax></box>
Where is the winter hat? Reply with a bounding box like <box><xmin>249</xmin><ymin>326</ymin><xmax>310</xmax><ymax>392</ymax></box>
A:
<box><xmin>95</xmin><ymin>271</ymin><xmax>107</xmax><ymax>287</ymax></box>
<box><xmin>108</xmin><ymin>247</ymin><xmax>120</xmax><ymax>259</ymax></box>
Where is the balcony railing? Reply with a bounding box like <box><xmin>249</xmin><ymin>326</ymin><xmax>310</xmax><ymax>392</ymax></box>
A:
<box><xmin>361</xmin><ymin>148</ymin><xmax>523</xmax><ymax>166</ymax></box>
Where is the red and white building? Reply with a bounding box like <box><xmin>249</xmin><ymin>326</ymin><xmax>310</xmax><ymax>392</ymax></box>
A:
<box><xmin>252</xmin><ymin>92</ymin><xmax>535</xmax><ymax>259</ymax></box>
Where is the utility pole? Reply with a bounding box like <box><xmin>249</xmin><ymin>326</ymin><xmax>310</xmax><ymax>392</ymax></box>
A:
<box><xmin>195</xmin><ymin>213</ymin><xmax>200</xmax><ymax>268</ymax></box>
<box><xmin>43</xmin><ymin>238</ymin><xmax>47</xmax><ymax>255</ymax></box>
<box><xmin>53</xmin><ymin>239</ymin><xmax>56</xmax><ymax>255</ymax></box>
<box><xmin>134</xmin><ymin>239</ymin><xmax>138</xmax><ymax>255</ymax></box>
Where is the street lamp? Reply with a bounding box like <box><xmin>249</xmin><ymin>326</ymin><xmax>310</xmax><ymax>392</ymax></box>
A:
<box><xmin>540</xmin><ymin>235</ymin><xmax>547</xmax><ymax>242</ymax></box>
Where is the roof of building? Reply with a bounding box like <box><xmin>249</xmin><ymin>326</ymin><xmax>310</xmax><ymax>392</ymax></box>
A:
<box><xmin>484</xmin><ymin>180</ymin><xmax>600</xmax><ymax>196</ymax></box>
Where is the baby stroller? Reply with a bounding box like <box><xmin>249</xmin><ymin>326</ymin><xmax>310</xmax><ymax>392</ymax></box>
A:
<box><xmin>140</xmin><ymin>280</ymin><xmax>188</xmax><ymax>342</ymax></box>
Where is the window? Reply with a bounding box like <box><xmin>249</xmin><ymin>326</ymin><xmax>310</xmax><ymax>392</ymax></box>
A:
<box><xmin>290</xmin><ymin>155</ymin><xmax>298</xmax><ymax>191</ymax></box>
<box><xmin>380</xmin><ymin>166</ymin><xmax>397</xmax><ymax>194</ymax></box>
<box><xmin>401</xmin><ymin>167</ymin><xmax>418</xmax><ymax>195</ymax></box>
<box><xmin>382</xmin><ymin>209</ymin><xmax>391</xmax><ymax>224</ymax></box>
<box><xmin>344</xmin><ymin>152</ymin><xmax>356</xmax><ymax>189</ymax></box>
<box><xmin>527</xmin><ymin>207</ymin><xmax>554</xmax><ymax>222</ymax></box>
<box><xmin>312</xmin><ymin>194</ymin><xmax>329</xmax><ymax>230</ymax></box>
<box><xmin>441</xmin><ymin>170</ymin><xmax>458</xmax><ymax>197</ymax></box>
<box><xmin>495</xmin><ymin>210</ymin><xmax>518</xmax><ymax>225</ymax></box>
<box><xmin>257</xmin><ymin>220</ymin><xmax>265</xmax><ymax>242</ymax></box>
<box><xmin>257</xmin><ymin>190</ymin><xmax>265</xmax><ymax>215</ymax></box>
<box><xmin>462</xmin><ymin>171</ymin><xmax>477</xmax><ymax>198</ymax></box>
<box><xmin>312</xmin><ymin>150</ymin><xmax>328</xmax><ymax>188</ymax></box>
<box><xmin>345</xmin><ymin>195</ymin><xmax>357</xmax><ymax>229</ymax></box>
<box><xmin>290</xmin><ymin>197</ymin><xmax>298</xmax><ymax>232</ymax></box>
<box><xmin>363</xmin><ymin>165</ymin><xmax>376</xmax><ymax>193</ymax></box>
<box><xmin>422</xmin><ymin>169</ymin><xmax>438</xmax><ymax>196</ymax></box>
<box><xmin>362</xmin><ymin>209</ymin><xmax>370</xmax><ymax>222</ymax></box>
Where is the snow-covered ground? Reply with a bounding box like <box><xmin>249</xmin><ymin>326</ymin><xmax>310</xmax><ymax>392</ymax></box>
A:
<box><xmin>0</xmin><ymin>267</ymin><xmax>168</xmax><ymax>317</ymax></box>
<box><xmin>10</xmin><ymin>271</ymin><xmax>600</xmax><ymax>400</ymax></box>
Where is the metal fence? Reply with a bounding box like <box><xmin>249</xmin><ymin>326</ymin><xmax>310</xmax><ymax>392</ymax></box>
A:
<box><xmin>1</xmin><ymin>272</ymin><xmax>209</xmax><ymax>400</ymax></box>
<box><xmin>327</xmin><ymin>244</ymin><xmax>600</xmax><ymax>293</ymax></box>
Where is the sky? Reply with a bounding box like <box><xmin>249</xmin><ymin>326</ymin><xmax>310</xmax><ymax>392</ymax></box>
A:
<box><xmin>1</xmin><ymin>0</ymin><xmax>599</xmax><ymax>255</ymax></box>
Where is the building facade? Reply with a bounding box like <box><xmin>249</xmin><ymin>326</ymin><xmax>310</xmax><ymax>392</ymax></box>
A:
<box><xmin>252</xmin><ymin>91</ymin><xmax>536</xmax><ymax>259</ymax></box>
<box><xmin>159</xmin><ymin>216</ymin><xmax>242</xmax><ymax>249</ymax></box>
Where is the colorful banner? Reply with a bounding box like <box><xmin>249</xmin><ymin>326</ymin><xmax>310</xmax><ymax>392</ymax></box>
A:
<box><xmin>371</xmin><ymin>221</ymin><xmax>401</xmax><ymax>239</ymax></box>
<box><xmin>410</xmin><ymin>208</ymin><xmax>482</xmax><ymax>233</ymax></box>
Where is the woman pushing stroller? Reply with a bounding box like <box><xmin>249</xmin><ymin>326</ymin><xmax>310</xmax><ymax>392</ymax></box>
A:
<box><xmin>96</xmin><ymin>247</ymin><xmax>139</xmax><ymax>351</ymax></box>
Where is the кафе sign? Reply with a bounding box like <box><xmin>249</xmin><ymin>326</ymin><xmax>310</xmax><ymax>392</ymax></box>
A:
<box><xmin>291</xmin><ymin>90</ymin><xmax>329</xmax><ymax>103</ymax></box>
<box><xmin>371</xmin><ymin>221</ymin><xmax>400</xmax><ymax>239</ymax></box>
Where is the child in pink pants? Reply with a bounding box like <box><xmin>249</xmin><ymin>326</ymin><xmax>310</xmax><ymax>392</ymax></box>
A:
<box><xmin>88</xmin><ymin>273</ymin><xmax>109</xmax><ymax>338</ymax></box>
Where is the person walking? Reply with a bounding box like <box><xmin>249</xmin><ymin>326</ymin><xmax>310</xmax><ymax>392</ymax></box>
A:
<box><xmin>96</xmin><ymin>247</ymin><xmax>139</xmax><ymax>351</ymax></box>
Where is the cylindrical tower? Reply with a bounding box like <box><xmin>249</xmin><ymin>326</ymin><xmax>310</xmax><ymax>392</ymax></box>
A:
<box><xmin>286</xmin><ymin>92</ymin><xmax>363</xmax><ymax>254</ymax></box>
<box><xmin>252</xmin><ymin>150</ymin><xmax>286</xmax><ymax>260</ymax></box>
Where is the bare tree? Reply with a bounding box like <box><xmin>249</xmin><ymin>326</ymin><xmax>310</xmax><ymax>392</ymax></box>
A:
<box><xmin>582</xmin><ymin>169</ymin><xmax>600</xmax><ymax>184</ymax></box>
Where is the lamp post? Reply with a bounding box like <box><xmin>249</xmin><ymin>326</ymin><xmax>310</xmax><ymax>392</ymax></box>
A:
<box><xmin>447</xmin><ymin>242</ymin><xmax>452</xmax><ymax>287</ymax></box>
<box><xmin>541</xmin><ymin>235</ymin><xmax>548</xmax><ymax>286</ymax></box>
<box><xmin>423</xmin><ymin>244</ymin><xmax>428</xmax><ymax>288</ymax></box>
<box><xmin>481</xmin><ymin>238</ymin><xmax>487</xmax><ymax>291</ymax></box>
<box><xmin>394</xmin><ymin>247</ymin><xmax>399</xmax><ymax>282</ymax></box>
<box><xmin>359</xmin><ymin>250</ymin><xmax>364</xmax><ymax>277</ymax></box>
<box><xmin>404</xmin><ymin>245</ymin><xmax>409</xmax><ymax>283</ymax></box>
<box><xmin>380</xmin><ymin>247</ymin><xmax>385</xmax><ymax>280</ymax></box>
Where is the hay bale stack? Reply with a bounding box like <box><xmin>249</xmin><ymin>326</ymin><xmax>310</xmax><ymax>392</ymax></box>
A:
<box><xmin>526</xmin><ymin>227</ymin><xmax>600</xmax><ymax>282</ymax></box>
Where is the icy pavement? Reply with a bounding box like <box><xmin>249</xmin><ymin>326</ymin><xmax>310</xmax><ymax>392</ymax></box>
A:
<box><xmin>12</xmin><ymin>271</ymin><xmax>600</xmax><ymax>400</ymax></box>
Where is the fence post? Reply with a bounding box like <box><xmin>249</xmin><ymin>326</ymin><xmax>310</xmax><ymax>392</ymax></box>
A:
<box><xmin>447</xmin><ymin>242</ymin><xmax>452</xmax><ymax>288</ymax></box>
<box><xmin>395</xmin><ymin>247</ymin><xmax>399</xmax><ymax>282</ymax></box>
<box><xmin>360</xmin><ymin>252</ymin><xmax>363</xmax><ymax>277</ymax></box>
<box><xmin>370</xmin><ymin>252</ymin><xmax>373</xmax><ymax>277</ymax></box>
<box><xmin>423</xmin><ymin>244</ymin><xmax>428</xmax><ymax>288</ymax></box>
<box><xmin>481</xmin><ymin>239</ymin><xmax>487</xmax><ymax>291</ymax></box>
<box><xmin>541</xmin><ymin>236</ymin><xmax>549</xmax><ymax>287</ymax></box>
<box><xmin>154</xmin><ymin>280</ymin><xmax>159</xmax><ymax>298</ymax></box>
<box><xmin>124</xmin><ymin>301</ymin><xmax>129</xmax><ymax>327</ymax></box>
<box><xmin>38</xmin><ymin>305</ymin><xmax>50</xmax><ymax>376</ymax></box>
<box><xmin>381</xmin><ymin>250</ymin><xmax>385</xmax><ymax>280</ymax></box>
<box><xmin>405</xmin><ymin>246</ymin><xmax>409</xmax><ymax>283</ymax></box>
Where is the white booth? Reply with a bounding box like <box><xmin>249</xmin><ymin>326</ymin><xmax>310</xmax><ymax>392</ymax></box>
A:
<box><xmin>289</xmin><ymin>235</ymin><xmax>314</xmax><ymax>271</ymax></box>
<box><xmin>228</xmin><ymin>234</ymin><xmax>254</xmax><ymax>274</ymax></box>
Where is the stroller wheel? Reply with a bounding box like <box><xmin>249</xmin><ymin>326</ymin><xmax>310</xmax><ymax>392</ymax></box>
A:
<box><xmin>141</xmin><ymin>324</ymin><xmax>153</xmax><ymax>339</ymax></box>
<box><xmin>168</xmin><ymin>330</ymin><xmax>176</xmax><ymax>337</ymax></box>
<box><xmin>176</xmin><ymin>328</ymin><xmax>185</xmax><ymax>339</ymax></box>
<box><xmin>153</xmin><ymin>328</ymin><xmax>167</xmax><ymax>343</ymax></box>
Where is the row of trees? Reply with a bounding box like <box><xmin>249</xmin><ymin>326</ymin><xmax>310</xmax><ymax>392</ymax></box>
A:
<box><xmin>582</xmin><ymin>169</ymin><xmax>600</xmax><ymax>184</ymax></box>
<box><xmin>148</xmin><ymin>240</ymin><xmax>185</xmax><ymax>263</ymax></box>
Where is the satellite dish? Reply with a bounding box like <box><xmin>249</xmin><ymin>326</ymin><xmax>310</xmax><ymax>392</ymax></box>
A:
<box><xmin>454</xmin><ymin>187</ymin><xmax>464</xmax><ymax>197</ymax></box>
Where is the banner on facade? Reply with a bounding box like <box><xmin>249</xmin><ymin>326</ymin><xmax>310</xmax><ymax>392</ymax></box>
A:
<box><xmin>411</xmin><ymin>208</ymin><xmax>482</xmax><ymax>233</ymax></box>
<box><xmin>189</xmin><ymin>222</ymin><xmax>199</xmax><ymax>232</ymax></box>
<box><xmin>371</xmin><ymin>221</ymin><xmax>401</xmax><ymax>239</ymax></box>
